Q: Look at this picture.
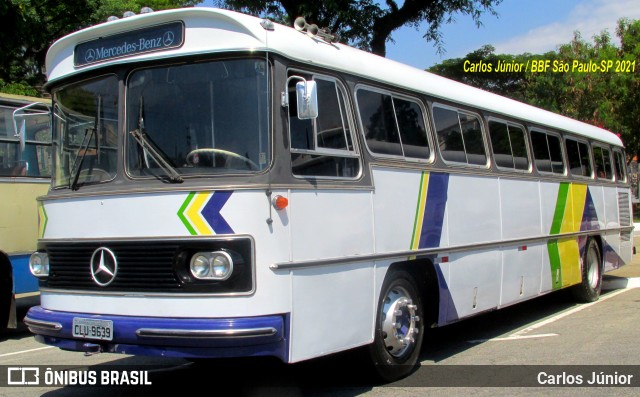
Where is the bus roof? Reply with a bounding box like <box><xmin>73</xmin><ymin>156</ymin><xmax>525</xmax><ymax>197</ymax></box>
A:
<box><xmin>0</xmin><ymin>92</ymin><xmax>50</xmax><ymax>106</ymax></box>
<box><xmin>46</xmin><ymin>7</ymin><xmax>623</xmax><ymax>147</ymax></box>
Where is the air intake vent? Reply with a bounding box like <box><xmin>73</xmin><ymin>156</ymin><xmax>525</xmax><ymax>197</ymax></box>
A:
<box><xmin>618</xmin><ymin>192</ymin><xmax>631</xmax><ymax>226</ymax></box>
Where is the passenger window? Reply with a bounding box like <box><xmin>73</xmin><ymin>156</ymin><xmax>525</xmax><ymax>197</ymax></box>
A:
<box><xmin>288</xmin><ymin>73</ymin><xmax>359</xmax><ymax>178</ymax></box>
<box><xmin>488</xmin><ymin>120</ymin><xmax>529</xmax><ymax>171</ymax></box>
<box><xmin>432</xmin><ymin>105</ymin><xmax>486</xmax><ymax>165</ymax></box>
<box><xmin>593</xmin><ymin>145</ymin><xmax>613</xmax><ymax>180</ymax></box>
<box><xmin>531</xmin><ymin>130</ymin><xmax>565</xmax><ymax>175</ymax></box>
<box><xmin>356</xmin><ymin>89</ymin><xmax>430</xmax><ymax>160</ymax></box>
<box><xmin>613</xmin><ymin>149</ymin><xmax>627</xmax><ymax>182</ymax></box>
<box><xmin>565</xmin><ymin>138</ymin><xmax>593</xmax><ymax>178</ymax></box>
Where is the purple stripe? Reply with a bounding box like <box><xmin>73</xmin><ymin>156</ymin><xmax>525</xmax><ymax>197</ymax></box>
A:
<box><xmin>201</xmin><ymin>191</ymin><xmax>234</xmax><ymax>234</ymax></box>
<box><xmin>418</xmin><ymin>173</ymin><xmax>449</xmax><ymax>249</ymax></box>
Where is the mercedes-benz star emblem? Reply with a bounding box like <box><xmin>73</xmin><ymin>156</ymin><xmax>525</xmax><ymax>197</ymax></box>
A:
<box><xmin>85</xmin><ymin>48</ymin><xmax>96</xmax><ymax>63</ymax></box>
<box><xmin>90</xmin><ymin>247</ymin><xmax>118</xmax><ymax>286</ymax></box>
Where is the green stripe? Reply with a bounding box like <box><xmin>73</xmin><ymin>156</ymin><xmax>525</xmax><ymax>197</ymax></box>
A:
<box><xmin>547</xmin><ymin>240</ymin><xmax>563</xmax><ymax>290</ymax></box>
<box><xmin>40</xmin><ymin>204</ymin><xmax>48</xmax><ymax>238</ymax></box>
<box><xmin>547</xmin><ymin>183</ymin><xmax>570</xmax><ymax>290</ymax></box>
<box><xmin>410</xmin><ymin>171</ymin><xmax>426</xmax><ymax>249</ymax></box>
<box><xmin>550</xmin><ymin>183</ymin><xmax>569</xmax><ymax>235</ymax></box>
<box><xmin>177</xmin><ymin>192</ymin><xmax>197</xmax><ymax>236</ymax></box>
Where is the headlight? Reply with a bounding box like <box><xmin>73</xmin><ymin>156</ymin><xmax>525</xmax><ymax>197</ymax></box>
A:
<box><xmin>29</xmin><ymin>252</ymin><xmax>49</xmax><ymax>277</ymax></box>
<box><xmin>189</xmin><ymin>251</ymin><xmax>233</xmax><ymax>280</ymax></box>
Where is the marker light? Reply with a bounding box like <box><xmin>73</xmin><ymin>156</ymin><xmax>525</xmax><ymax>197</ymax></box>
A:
<box><xmin>272</xmin><ymin>195</ymin><xmax>289</xmax><ymax>210</ymax></box>
<box><xmin>123</xmin><ymin>11</ymin><xmax>136</xmax><ymax>18</ymax></box>
<box><xmin>29</xmin><ymin>252</ymin><xmax>50</xmax><ymax>277</ymax></box>
<box><xmin>189</xmin><ymin>251</ymin><xmax>233</xmax><ymax>280</ymax></box>
<box><xmin>140</xmin><ymin>7</ymin><xmax>154</xmax><ymax>14</ymax></box>
<box><xmin>107</xmin><ymin>16</ymin><xmax>119</xmax><ymax>22</ymax></box>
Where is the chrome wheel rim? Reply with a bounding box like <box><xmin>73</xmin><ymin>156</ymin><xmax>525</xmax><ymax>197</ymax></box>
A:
<box><xmin>586</xmin><ymin>244</ymin><xmax>600</xmax><ymax>289</ymax></box>
<box><xmin>380</xmin><ymin>286</ymin><xmax>420</xmax><ymax>358</ymax></box>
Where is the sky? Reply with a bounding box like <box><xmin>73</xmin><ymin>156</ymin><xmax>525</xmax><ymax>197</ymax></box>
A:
<box><xmin>386</xmin><ymin>0</ymin><xmax>640</xmax><ymax>69</ymax></box>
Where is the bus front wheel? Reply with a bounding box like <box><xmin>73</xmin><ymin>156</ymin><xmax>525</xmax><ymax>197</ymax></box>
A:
<box><xmin>368</xmin><ymin>269</ymin><xmax>424</xmax><ymax>382</ymax></box>
<box><xmin>571</xmin><ymin>238</ymin><xmax>603</xmax><ymax>302</ymax></box>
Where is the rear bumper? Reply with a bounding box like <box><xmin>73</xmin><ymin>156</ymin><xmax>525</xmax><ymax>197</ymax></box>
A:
<box><xmin>25</xmin><ymin>306</ymin><xmax>289</xmax><ymax>361</ymax></box>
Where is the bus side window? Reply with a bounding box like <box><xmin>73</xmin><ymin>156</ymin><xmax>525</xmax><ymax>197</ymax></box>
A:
<box><xmin>531</xmin><ymin>130</ymin><xmax>565</xmax><ymax>175</ymax></box>
<box><xmin>613</xmin><ymin>149</ymin><xmax>627</xmax><ymax>182</ymax></box>
<box><xmin>565</xmin><ymin>138</ymin><xmax>593</xmax><ymax>178</ymax></box>
<box><xmin>432</xmin><ymin>104</ymin><xmax>487</xmax><ymax>166</ymax></box>
<box><xmin>489</xmin><ymin>120</ymin><xmax>530</xmax><ymax>171</ymax></box>
<box><xmin>593</xmin><ymin>145</ymin><xmax>613</xmax><ymax>180</ymax></box>
<box><xmin>288</xmin><ymin>73</ymin><xmax>359</xmax><ymax>178</ymax></box>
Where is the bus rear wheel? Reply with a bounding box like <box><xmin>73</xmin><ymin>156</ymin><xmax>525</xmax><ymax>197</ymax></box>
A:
<box><xmin>571</xmin><ymin>238</ymin><xmax>602</xmax><ymax>302</ymax></box>
<box><xmin>368</xmin><ymin>269</ymin><xmax>424</xmax><ymax>382</ymax></box>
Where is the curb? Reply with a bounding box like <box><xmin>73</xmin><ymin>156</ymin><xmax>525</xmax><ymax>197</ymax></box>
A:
<box><xmin>602</xmin><ymin>276</ymin><xmax>640</xmax><ymax>291</ymax></box>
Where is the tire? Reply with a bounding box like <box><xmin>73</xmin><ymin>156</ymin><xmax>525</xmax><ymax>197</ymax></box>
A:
<box><xmin>571</xmin><ymin>238</ymin><xmax>602</xmax><ymax>302</ymax></box>
<box><xmin>368</xmin><ymin>269</ymin><xmax>424</xmax><ymax>382</ymax></box>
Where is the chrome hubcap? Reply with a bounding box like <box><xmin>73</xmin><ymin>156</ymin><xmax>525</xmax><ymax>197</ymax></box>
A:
<box><xmin>586</xmin><ymin>245</ymin><xmax>600</xmax><ymax>289</ymax></box>
<box><xmin>380</xmin><ymin>286</ymin><xmax>420</xmax><ymax>358</ymax></box>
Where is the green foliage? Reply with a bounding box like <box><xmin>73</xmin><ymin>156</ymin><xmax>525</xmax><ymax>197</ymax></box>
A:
<box><xmin>0</xmin><ymin>0</ymin><xmax>199</xmax><ymax>95</ymax></box>
<box><xmin>214</xmin><ymin>0</ymin><xmax>502</xmax><ymax>56</ymax></box>
<box><xmin>429</xmin><ymin>19</ymin><xmax>640</xmax><ymax>159</ymax></box>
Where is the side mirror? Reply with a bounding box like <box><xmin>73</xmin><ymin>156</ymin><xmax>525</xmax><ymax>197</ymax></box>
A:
<box><xmin>295</xmin><ymin>80</ymin><xmax>318</xmax><ymax>120</ymax></box>
<box><xmin>13</xmin><ymin>102</ymin><xmax>51</xmax><ymax>153</ymax></box>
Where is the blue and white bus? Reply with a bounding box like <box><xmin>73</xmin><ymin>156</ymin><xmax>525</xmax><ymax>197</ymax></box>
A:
<box><xmin>24</xmin><ymin>7</ymin><xmax>632</xmax><ymax>380</ymax></box>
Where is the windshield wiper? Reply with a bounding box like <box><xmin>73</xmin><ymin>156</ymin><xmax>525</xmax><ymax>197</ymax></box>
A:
<box><xmin>70</xmin><ymin>95</ymin><xmax>101</xmax><ymax>190</ymax></box>
<box><xmin>129</xmin><ymin>96</ymin><xmax>183</xmax><ymax>183</ymax></box>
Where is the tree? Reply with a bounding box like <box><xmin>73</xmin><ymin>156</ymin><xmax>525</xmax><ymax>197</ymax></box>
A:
<box><xmin>428</xmin><ymin>19</ymin><xmax>640</xmax><ymax>160</ymax></box>
<box><xmin>213</xmin><ymin>0</ymin><xmax>502</xmax><ymax>56</ymax></box>
<box><xmin>0</xmin><ymin>0</ymin><xmax>199</xmax><ymax>96</ymax></box>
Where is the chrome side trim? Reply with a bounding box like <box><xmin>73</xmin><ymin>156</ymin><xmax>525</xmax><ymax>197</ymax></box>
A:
<box><xmin>135</xmin><ymin>327</ymin><xmax>277</xmax><ymax>339</ymax></box>
<box><xmin>271</xmin><ymin>226</ymin><xmax>634</xmax><ymax>270</ymax></box>
<box><xmin>24</xmin><ymin>316</ymin><xmax>62</xmax><ymax>332</ymax></box>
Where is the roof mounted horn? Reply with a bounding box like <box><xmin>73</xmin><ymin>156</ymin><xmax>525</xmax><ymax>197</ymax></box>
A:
<box><xmin>293</xmin><ymin>17</ymin><xmax>338</xmax><ymax>43</ymax></box>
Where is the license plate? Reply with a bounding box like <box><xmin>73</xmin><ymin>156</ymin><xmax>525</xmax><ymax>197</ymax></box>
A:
<box><xmin>72</xmin><ymin>318</ymin><xmax>113</xmax><ymax>341</ymax></box>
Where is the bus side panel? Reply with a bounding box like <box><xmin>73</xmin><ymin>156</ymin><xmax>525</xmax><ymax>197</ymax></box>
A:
<box><xmin>498</xmin><ymin>178</ymin><xmax>544</xmax><ymax>306</ymax></box>
<box><xmin>370</xmin><ymin>167</ymin><xmax>426</xmax><ymax>253</ymax></box>
<box><xmin>288</xmin><ymin>189</ymin><xmax>375</xmax><ymax>362</ymax></box>
<box><xmin>289</xmin><ymin>190</ymin><xmax>374</xmax><ymax>261</ymax></box>
<box><xmin>289</xmin><ymin>262</ymin><xmax>375</xmax><ymax>363</ymax></box>
<box><xmin>0</xmin><ymin>182</ymin><xmax>47</xmax><ymax>252</ymax></box>
<box><xmin>445</xmin><ymin>249</ymin><xmax>501</xmax><ymax>322</ymax></box>
<box><xmin>446</xmin><ymin>175</ymin><xmax>501</xmax><ymax>246</ymax></box>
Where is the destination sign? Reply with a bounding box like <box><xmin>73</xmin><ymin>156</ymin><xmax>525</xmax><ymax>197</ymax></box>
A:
<box><xmin>74</xmin><ymin>21</ymin><xmax>184</xmax><ymax>67</ymax></box>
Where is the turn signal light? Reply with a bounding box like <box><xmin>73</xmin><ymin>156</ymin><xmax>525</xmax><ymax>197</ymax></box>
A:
<box><xmin>273</xmin><ymin>195</ymin><xmax>288</xmax><ymax>210</ymax></box>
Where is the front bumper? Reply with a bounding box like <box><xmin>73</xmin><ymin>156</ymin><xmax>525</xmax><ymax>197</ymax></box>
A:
<box><xmin>25</xmin><ymin>306</ymin><xmax>289</xmax><ymax>361</ymax></box>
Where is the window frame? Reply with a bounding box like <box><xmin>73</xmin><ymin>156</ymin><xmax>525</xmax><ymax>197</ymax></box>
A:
<box><xmin>486</xmin><ymin>117</ymin><xmax>531</xmax><ymax>173</ymax></box>
<box><xmin>286</xmin><ymin>69</ymin><xmax>362</xmax><ymax>180</ymax></box>
<box><xmin>354</xmin><ymin>85</ymin><xmax>434</xmax><ymax>163</ymax></box>
<box><xmin>591</xmin><ymin>143</ymin><xmax>614</xmax><ymax>182</ymax></box>
<box><xmin>612</xmin><ymin>148</ymin><xmax>627</xmax><ymax>183</ymax></box>
<box><xmin>529</xmin><ymin>128</ymin><xmax>567</xmax><ymax>176</ymax></box>
<box><xmin>564</xmin><ymin>136</ymin><xmax>594</xmax><ymax>179</ymax></box>
<box><xmin>431</xmin><ymin>102</ymin><xmax>489</xmax><ymax>168</ymax></box>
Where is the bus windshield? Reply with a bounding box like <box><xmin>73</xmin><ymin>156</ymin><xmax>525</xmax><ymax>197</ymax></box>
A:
<box><xmin>52</xmin><ymin>75</ymin><xmax>119</xmax><ymax>188</ymax></box>
<box><xmin>126</xmin><ymin>58</ymin><xmax>270</xmax><ymax>178</ymax></box>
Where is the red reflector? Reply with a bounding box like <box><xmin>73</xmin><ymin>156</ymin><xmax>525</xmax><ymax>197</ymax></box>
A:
<box><xmin>441</xmin><ymin>256</ymin><xmax>449</xmax><ymax>263</ymax></box>
<box><xmin>273</xmin><ymin>195</ymin><xmax>289</xmax><ymax>210</ymax></box>
<box><xmin>519</xmin><ymin>246</ymin><xmax>527</xmax><ymax>251</ymax></box>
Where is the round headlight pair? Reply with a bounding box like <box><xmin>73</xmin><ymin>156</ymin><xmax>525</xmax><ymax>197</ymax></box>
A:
<box><xmin>29</xmin><ymin>252</ymin><xmax>50</xmax><ymax>277</ymax></box>
<box><xmin>189</xmin><ymin>251</ymin><xmax>233</xmax><ymax>280</ymax></box>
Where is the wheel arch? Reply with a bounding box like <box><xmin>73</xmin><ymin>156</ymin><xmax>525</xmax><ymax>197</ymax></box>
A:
<box><xmin>386</xmin><ymin>258</ymin><xmax>440</xmax><ymax>329</ymax></box>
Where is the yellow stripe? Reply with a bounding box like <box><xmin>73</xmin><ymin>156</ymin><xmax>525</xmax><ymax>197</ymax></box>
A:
<box><xmin>412</xmin><ymin>172</ymin><xmax>429</xmax><ymax>250</ymax></box>
<box><xmin>559</xmin><ymin>184</ymin><xmax>587</xmax><ymax>234</ymax></box>
<box><xmin>185</xmin><ymin>192</ymin><xmax>213</xmax><ymax>235</ymax></box>
<box><xmin>557</xmin><ymin>184</ymin><xmax>588</xmax><ymax>287</ymax></box>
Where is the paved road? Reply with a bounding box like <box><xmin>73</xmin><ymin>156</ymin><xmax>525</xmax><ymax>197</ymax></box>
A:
<box><xmin>1</xmin><ymin>262</ymin><xmax>639</xmax><ymax>396</ymax></box>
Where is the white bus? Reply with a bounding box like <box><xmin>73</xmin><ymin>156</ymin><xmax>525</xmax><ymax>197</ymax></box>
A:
<box><xmin>24</xmin><ymin>7</ymin><xmax>633</xmax><ymax>381</ymax></box>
